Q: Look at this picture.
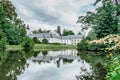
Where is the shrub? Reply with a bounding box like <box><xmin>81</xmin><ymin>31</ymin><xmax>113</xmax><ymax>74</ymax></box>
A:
<box><xmin>77</xmin><ymin>38</ymin><xmax>88</xmax><ymax>50</ymax></box>
<box><xmin>0</xmin><ymin>37</ymin><xmax>7</xmax><ymax>50</ymax></box>
<box><xmin>21</xmin><ymin>36</ymin><xmax>34</xmax><ymax>51</ymax></box>
<box><xmin>50</xmin><ymin>43</ymin><xmax>61</xmax><ymax>45</ymax></box>
<box><xmin>86</xmin><ymin>30</ymin><xmax>97</xmax><ymax>40</ymax></box>
<box><xmin>106</xmin><ymin>55</ymin><xmax>120</xmax><ymax>80</ymax></box>
<box><xmin>87</xmin><ymin>34</ymin><xmax>120</xmax><ymax>51</ymax></box>
<box><xmin>33</xmin><ymin>37</ymin><xmax>40</xmax><ymax>43</ymax></box>
<box><xmin>42</xmin><ymin>38</ymin><xmax>48</xmax><ymax>44</ymax></box>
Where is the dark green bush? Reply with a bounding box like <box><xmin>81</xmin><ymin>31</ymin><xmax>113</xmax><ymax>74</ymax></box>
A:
<box><xmin>86</xmin><ymin>31</ymin><xmax>97</xmax><ymax>40</ymax></box>
<box><xmin>33</xmin><ymin>37</ymin><xmax>40</xmax><ymax>43</ymax></box>
<box><xmin>50</xmin><ymin>43</ymin><xmax>61</xmax><ymax>45</ymax></box>
<box><xmin>77</xmin><ymin>39</ymin><xmax>108</xmax><ymax>51</ymax></box>
<box><xmin>77</xmin><ymin>38</ymin><xmax>89</xmax><ymax>50</ymax></box>
<box><xmin>0</xmin><ymin>37</ymin><xmax>7</xmax><ymax>50</ymax></box>
<box><xmin>42</xmin><ymin>38</ymin><xmax>48</xmax><ymax>44</ymax></box>
<box><xmin>87</xmin><ymin>42</ymin><xmax>97</xmax><ymax>51</ymax></box>
<box><xmin>106</xmin><ymin>55</ymin><xmax>120</xmax><ymax>80</ymax></box>
<box><xmin>22</xmin><ymin>36</ymin><xmax>34</xmax><ymax>51</ymax></box>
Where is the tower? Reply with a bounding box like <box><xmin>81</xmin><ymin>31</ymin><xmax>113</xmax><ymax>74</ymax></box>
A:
<box><xmin>26</xmin><ymin>24</ymin><xmax>32</xmax><ymax>35</ymax></box>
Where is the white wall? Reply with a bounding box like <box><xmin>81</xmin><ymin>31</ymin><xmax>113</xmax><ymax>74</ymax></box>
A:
<box><xmin>38</xmin><ymin>37</ymin><xmax>81</xmax><ymax>45</ymax></box>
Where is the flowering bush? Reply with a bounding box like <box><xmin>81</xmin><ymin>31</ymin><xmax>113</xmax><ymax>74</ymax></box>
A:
<box><xmin>88</xmin><ymin>34</ymin><xmax>120</xmax><ymax>51</ymax></box>
<box><xmin>77</xmin><ymin>34</ymin><xmax>120</xmax><ymax>51</ymax></box>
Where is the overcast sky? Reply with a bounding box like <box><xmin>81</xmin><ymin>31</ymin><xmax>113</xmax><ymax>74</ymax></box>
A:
<box><xmin>11</xmin><ymin>0</ymin><xmax>96</xmax><ymax>34</ymax></box>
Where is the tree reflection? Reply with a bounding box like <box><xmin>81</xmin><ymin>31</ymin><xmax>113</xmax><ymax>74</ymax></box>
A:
<box><xmin>0</xmin><ymin>50</ymin><xmax>34</xmax><ymax>80</ymax></box>
<box><xmin>62</xmin><ymin>58</ymin><xmax>73</xmax><ymax>64</ymax></box>
<box><xmin>76</xmin><ymin>51</ymin><xmax>107</xmax><ymax>80</ymax></box>
<box><xmin>42</xmin><ymin>51</ymin><xmax>48</xmax><ymax>56</ymax></box>
<box><xmin>33</xmin><ymin>51</ymin><xmax>41</xmax><ymax>57</ymax></box>
<box><xmin>56</xmin><ymin>58</ymin><xmax>61</xmax><ymax>68</ymax></box>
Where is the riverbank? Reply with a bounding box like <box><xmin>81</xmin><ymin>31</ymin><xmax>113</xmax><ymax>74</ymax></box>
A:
<box><xmin>34</xmin><ymin>44</ymin><xmax>77</xmax><ymax>51</ymax></box>
<box><xmin>6</xmin><ymin>44</ymin><xmax>77</xmax><ymax>51</ymax></box>
<box><xmin>77</xmin><ymin>34</ymin><xmax>120</xmax><ymax>51</ymax></box>
<box><xmin>6</xmin><ymin>45</ymin><xmax>23</xmax><ymax>51</ymax></box>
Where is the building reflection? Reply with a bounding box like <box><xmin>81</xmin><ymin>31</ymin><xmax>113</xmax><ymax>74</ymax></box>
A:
<box><xmin>31</xmin><ymin>49</ymin><xmax>79</xmax><ymax>68</ymax></box>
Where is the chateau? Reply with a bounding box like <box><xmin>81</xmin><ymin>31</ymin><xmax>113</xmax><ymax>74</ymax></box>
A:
<box><xmin>29</xmin><ymin>32</ymin><xmax>82</xmax><ymax>45</ymax></box>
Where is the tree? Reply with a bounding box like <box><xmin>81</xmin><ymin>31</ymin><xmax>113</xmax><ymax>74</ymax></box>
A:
<box><xmin>0</xmin><ymin>0</ymin><xmax>24</xmax><ymax>45</ymax></box>
<box><xmin>22</xmin><ymin>36</ymin><xmax>34</xmax><ymax>51</ymax></box>
<box><xmin>62</xmin><ymin>29</ymin><xmax>75</xmax><ymax>36</ymax></box>
<box><xmin>86</xmin><ymin>30</ymin><xmax>97</xmax><ymax>40</ymax></box>
<box><xmin>56</xmin><ymin>26</ymin><xmax>61</xmax><ymax>36</ymax></box>
<box><xmin>42</xmin><ymin>51</ymin><xmax>48</xmax><ymax>56</ymax></box>
<box><xmin>0</xmin><ymin>0</ymin><xmax>34</xmax><ymax>50</ymax></box>
<box><xmin>94</xmin><ymin>0</ymin><xmax>120</xmax><ymax>5</ymax></box>
<box><xmin>42</xmin><ymin>38</ymin><xmax>48</xmax><ymax>44</ymax></box>
<box><xmin>32</xmin><ymin>28</ymin><xmax>51</xmax><ymax>34</ymax></box>
<box><xmin>78</xmin><ymin>32</ymin><xmax>82</xmax><ymax>35</ymax></box>
<box><xmin>77</xmin><ymin>1</ymin><xmax>120</xmax><ymax>39</ymax></box>
<box><xmin>33</xmin><ymin>37</ymin><xmax>40</xmax><ymax>43</ymax></box>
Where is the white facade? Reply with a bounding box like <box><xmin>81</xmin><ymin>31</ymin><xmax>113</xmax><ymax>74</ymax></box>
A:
<box><xmin>61</xmin><ymin>38</ymin><xmax>81</xmax><ymax>45</ymax></box>
<box><xmin>29</xmin><ymin>33</ymin><xmax>82</xmax><ymax>45</ymax></box>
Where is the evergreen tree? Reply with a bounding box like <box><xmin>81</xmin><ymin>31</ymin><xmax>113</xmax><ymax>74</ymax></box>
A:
<box><xmin>62</xmin><ymin>29</ymin><xmax>75</xmax><ymax>36</ymax></box>
<box><xmin>42</xmin><ymin>38</ymin><xmax>48</xmax><ymax>44</ymax></box>
<box><xmin>56</xmin><ymin>26</ymin><xmax>61</xmax><ymax>36</ymax></box>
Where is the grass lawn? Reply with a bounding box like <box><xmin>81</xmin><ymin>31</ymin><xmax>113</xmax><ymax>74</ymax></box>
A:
<box><xmin>34</xmin><ymin>44</ymin><xmax>77</xmax><ymax>51</ymax></box>
<box><xmin>6</xmin><ymin>44</ymin><xmax>77</xmax><ymax>51</ymax></box>
<box><xmin>6</xmin><ymin>45</ymin><xmax>23</xmax><ymax>51</ymax></box>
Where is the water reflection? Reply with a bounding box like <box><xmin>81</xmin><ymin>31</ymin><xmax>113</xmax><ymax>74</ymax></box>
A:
<box><xmin>0</xmin><ymin>51</ymin><xmax>34</xmax><ymax>80</ymax></box>
<box><xmin>77</xmin><ymin>51</ymin><xmax>107</xmax><ymax>80</ymax></box>
<box><xmin>0</xmin><ymin>50</ymin><xmax>107</xmax><ymax>80</ymax></box>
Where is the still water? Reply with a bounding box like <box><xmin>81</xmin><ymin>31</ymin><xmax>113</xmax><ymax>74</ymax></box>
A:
<box><xmin>0</xmin><ymin>49</ymin><xmax>107</xmax><ymax>80</ymax></box>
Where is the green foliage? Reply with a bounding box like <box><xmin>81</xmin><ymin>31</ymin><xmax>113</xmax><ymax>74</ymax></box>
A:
<box><xmin>86</xmin><ymin>30</ymin><xmax>97</xmax><ymax>40</ymax></box>
<box><xmin>77</xmin><ymin>35</ymin><xmax>101</xmax><ymax>51</ymax></box>
<box><xmin>42</xmin><ymin>51</ymin><xmax>48</xmax><ymax>56</ymax></box>
<box><xmin>62</xmin><ymin>29</ymin><xmax>75</xmax><ymax>36</ymax></box>
<box><xmin>0</xmin><ymin>51</ymin><xmax>35</xmax><ymax>80</ymax></box>
<box><xmin>32</xmin><ymin>28</ymin><xmax>51</xmax><ymax>34</ymax></box>
<box><xmin>94</xmin><ymin>0</ymin><xmax>120</xmax><ymax>6</ymax></box>
<box><xmin>22</xmin><ymin>36</ymin><xmax>34</xmax><ymax>51</ymax></box>
<box><xmin>0</xmin><ymin>30</ymin><xmax>7</xmax><ymax>50</ymax></box>
<box><xmin>42</xmin><ymin>38</ymin><xmax>48</xmax><ymax>44</ymax></box>
<box><xmin>106</xmin><ymin>55</ymin><xmax>120</xmax><ymax>80</ymax></box>
<box><xmin>0</xmin><ymin>0</ymin><xmax>34</xmax><ymax>50</ymax></box>
<box><xmin>56</xmin><ymin>26</ymin><xmax>61</xmax><ymax>36</ymax></box>
<box><xmin>88</xmin><ymin>43</ymin><xmax>107</xmax><ymax>51</ymax></box>
<box><xmin>77</xmin><ymin>1</ymin><xmax>120</xmax><ymax>39</ymax></box>
<box><xmin>77</xmin><ymin>38</ymin><xmax>88</xmax><ymax>50</ymax></box>
<box><xmin>33</xmin><ymin>37</ymin><xmax>40</xmax><ymax>43</ymax></box>
<box><xmin>77</xmin><ymin>32</ymin><xmax>82</xmax><ymax>35</ymax></box>
<box><xmin>77</xmin><ymin>39</ymin><xmax>106</xmax><ymax>51</ymax></box>
<box><xmin>50</xmin><ymin>42</ymin><xmax>61</xmax><ymax>45</ymax></box>
<box><xmin>3</xmin><ymin>23</ymin><xmax>26</xmax><ymax>45</ymax></box>
<box><xmin>77</xmin><ymin>34</ymin><xmax>120</xmax><ymax>51</ymax></box>
<box><xmin>0</xmin><ymin>37</ymin><xmax>7</xmax><ymax>50</ymax></box>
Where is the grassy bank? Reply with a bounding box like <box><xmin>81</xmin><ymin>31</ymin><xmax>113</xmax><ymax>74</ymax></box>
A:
<box><xmin>6</xmin><ymin>44</ymin><xmax>77</xmax><ymax>51</ymax></box>
<box><xmin>34</xmin><ymin>44</ymin><xmax>77</xmax><ymax>51</ymax></box>
<box><xmin>6</xmin><ymin>45</ymin><xmax>23</xmax><ymax>51</ymax></box>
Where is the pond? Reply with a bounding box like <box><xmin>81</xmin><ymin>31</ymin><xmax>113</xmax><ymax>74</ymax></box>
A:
<box><xmin>0</xmin><ymin>49</ymin><xmax>107</xmax><ymax>80</ymax></box>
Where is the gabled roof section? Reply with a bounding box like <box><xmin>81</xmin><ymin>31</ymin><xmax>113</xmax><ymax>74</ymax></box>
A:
<box><xmin>29</xmin><ymin>33</ymin><xmax>60</xmax><ymax>38</ymax></box>
<box><xmin>29</xmin><ymin>33</ymin><xmax>82</xmax><ymax>40</ymax></box>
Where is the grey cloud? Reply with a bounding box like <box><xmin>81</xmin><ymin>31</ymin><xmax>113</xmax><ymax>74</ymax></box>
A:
<box><xmin>28</xmin><ymin>6</ymin><xmax>61</xmax><ymax>25</ymax></box>
<box><xmin>11</xmin><ymin>0</ymin><xmax>95</xmax><ymax>33</ymax></box>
